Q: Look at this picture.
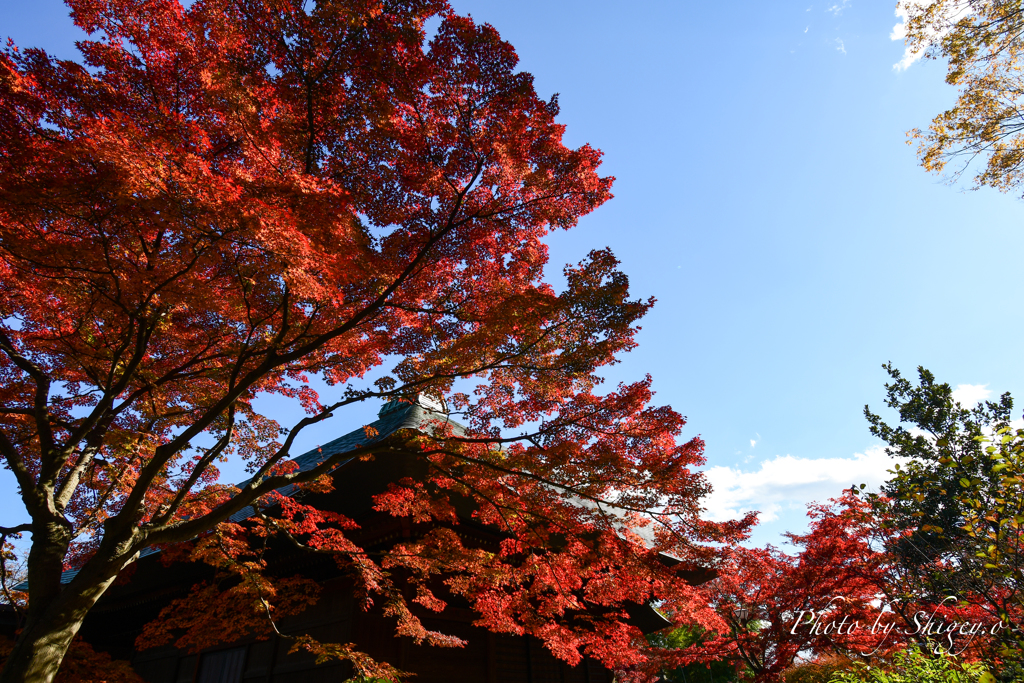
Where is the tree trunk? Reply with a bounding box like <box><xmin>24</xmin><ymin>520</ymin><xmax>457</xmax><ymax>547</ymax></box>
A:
<box><xmin>1</xmin><ymin>614</ymin><xmax>83</xmax><ymax>683</ymax></box>
<box><xmin>0</xmin><ymin>572</ymin><xmax>118</xmax><ymax>683</ymax></box>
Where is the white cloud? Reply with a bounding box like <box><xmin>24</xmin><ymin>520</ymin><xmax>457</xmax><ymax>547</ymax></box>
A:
<box><xmin>891</xmin><ymin>4</ymin><xmax>911</xmax><ymax>42</ymax></box>
<box><xmin>952</xmin><ymin>383</ymin><xmax>991</xmax><ymax>407</ymax></box>
<box><xmin>835</xmin><ymin>38</ymin><xmax>847</xmax><ymax>54</ymax></box>
<box><xmin>891</xmin><ymin>4</ymin><xmax>924</xmax><ymax>70</ymax></box>
<box><xmin>701</xmin><ymin>446</ymin><xmax>905</xmax><ymax>523</ymax></box>
<box><xmin>805</xmin><ymin>26</ymin><xmax>810</xmax><ymax>33</ymax></box>
<box><xmin>750</xmin><ymin>433</ymin><xmax>760</xmax><ymax>449</ymax></box>
<box><xmin>828</xmin><ymin>0</ymin><xmax>850</xmax><ymax>15</ymax></box>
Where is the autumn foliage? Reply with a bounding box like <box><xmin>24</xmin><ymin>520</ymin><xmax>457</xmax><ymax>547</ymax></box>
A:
<box><xmin>0</xmin><ymin>637</ymin><xmax>143</xmax><ymax>683</ymax></box>
<box><xmin>654</xmin><ymin>482</ymin><xmax>1021</xmax><ymax>681</ymax></box>
<box><xmin>652</xmin><ymin>493</ymin><xmax>892</xmax><ymax>683</ymax></box>
<box><xmin>9</xmin><ymin>0</ymin><xmax>1018</xmax><ymax>680</ymax></box>
<box><xmin>0</xmin><ymin>0</ymin><xmax>753</xmax><ymax>681</ymax></box>
<box><xmin>899</xmin><ymin>0</ymin><xmax>1024</xmax><ymax>194</ymax></box>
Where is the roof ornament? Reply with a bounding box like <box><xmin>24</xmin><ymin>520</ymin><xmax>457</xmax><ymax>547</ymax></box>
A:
<box><xmin>378</xmin><ymin>392</ymin><xmax>447</xmax><ymax>417</ymax></box>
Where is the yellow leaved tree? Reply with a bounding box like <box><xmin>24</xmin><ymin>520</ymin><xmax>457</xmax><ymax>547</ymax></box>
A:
<box><xmin>901</xmin><ymin>0</ymin><xmax>1024</xmax><ymax>192</ymax></box>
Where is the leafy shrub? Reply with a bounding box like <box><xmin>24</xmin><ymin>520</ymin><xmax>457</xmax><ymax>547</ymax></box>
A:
<box><xmin>827</xmin><ymin>647</ymin><xmax>991</xmax><ymax>683</ymax></box>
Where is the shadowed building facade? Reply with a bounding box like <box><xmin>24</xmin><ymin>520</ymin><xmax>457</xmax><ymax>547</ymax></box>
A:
<box><xmin>10</xmin><ymin>397</ymin><xmax>711</xmax><ymax>683</ymax></box>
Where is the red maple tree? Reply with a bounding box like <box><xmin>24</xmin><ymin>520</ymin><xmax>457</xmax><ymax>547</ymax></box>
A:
<box><xmin>658</xmin><ymin>491</ymin><xmax>1017</xmax><ymax>682</ymax></box>
<box><xmin>658</xmin><ymin>493</ymin><xmax>896</xmax><ymax>682</ymax></box>
<box><xmin>0</xmin><ymin>1</ymin><xmax>751</xmax><ymax>681</ymax></box>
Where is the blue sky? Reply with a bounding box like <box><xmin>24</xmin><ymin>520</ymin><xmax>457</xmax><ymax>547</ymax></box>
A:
<box><xmin>3</xmin><ymin>0</ymin><xmax>1023</xmax><ymax>548</ymax></box>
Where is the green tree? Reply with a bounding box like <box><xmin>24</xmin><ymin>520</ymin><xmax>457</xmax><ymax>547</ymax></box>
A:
<box><xmin>783</xmin><ymin>657</ymin><xmax>858</xmax><ymax>683</ymax></box>
<box><xmin>648</xmin><ymin>626</ymin><xmax>742</xmax><ymax>683</ymax></box>
<box><xmin>827</xmin><ymin>647</ymin><xmax>989</xmax><ymax>683</ymax></box>
<box><xmin>862</xmin><ymin>365</ymin><xmax>1022</xmax><ymax>656</ymax></box>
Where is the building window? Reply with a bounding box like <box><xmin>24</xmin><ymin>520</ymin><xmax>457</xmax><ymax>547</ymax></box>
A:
<box><xmin>195</xmin><ymin>646</ymin><xmax>246</xmax><ymax>683</ymax></box>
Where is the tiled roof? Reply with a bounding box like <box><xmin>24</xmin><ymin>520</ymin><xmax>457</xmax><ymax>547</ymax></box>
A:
<box><xmin>225</xmin><ymin>399</ymin><xmax>457</xmax><ymax>524</ymax></box>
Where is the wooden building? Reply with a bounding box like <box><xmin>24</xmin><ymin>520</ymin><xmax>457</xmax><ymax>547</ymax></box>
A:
<box><xmin>14</xmin><ymin>397</ymin><xmax>707</xmax><ymax>683</ymax></box>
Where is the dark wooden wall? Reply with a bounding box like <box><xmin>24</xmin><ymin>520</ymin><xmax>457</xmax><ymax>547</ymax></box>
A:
<box><xmin>130</xmin><ymin>576</ymin><xmax>613</xmax><ymax>683</ymax></box>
